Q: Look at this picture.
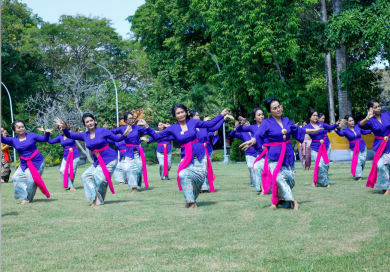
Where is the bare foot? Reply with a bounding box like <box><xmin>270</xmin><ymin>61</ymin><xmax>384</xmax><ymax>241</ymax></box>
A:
<box><xmin>293</xmin><ymin>201</ymin><xmax>300</xmax><ymax>210</ymax></box>
<box><xmin>119</xmin><ymin>182</ymin><xmax>125</xmax><ymax>185</ymax></box>
<box><xmin>270</xmin><ymin>204</ymin><xmax>278</xmax><ymax>210</ymax></box>
<box><xmin>132</xmin><ymin>188</ymin><xmax>138</xmax><ymax>193</ymax></box>
<box><xmin>357</xmin><ymin>178</ymin><xmax>362</xmax><ymax>181</ymax></box>
<box><xmin>21</xmin><ymin>200</ymin><xmax>30</xmax><ymax>204</ymax></box>
<box><xmin>384</xmin><ymin>190</ymin><xmax>390</xmax><ymax>195</ymax></box>
<box><xmin>327</xmin><ymin>184</ymin><xmax>331</xmax><ymax>188</ymax></box>
<box><xmin>189</xmin><ymin>203</ymin><xmax>198</xmax><ymax>208</ymax></box>
<box><xmin>311</xmin><ymin>183</ymin><xmax>316</xmax><ymax>187</ymax></box>
<box><xmin>1</xmin><ymin>179</ymin><xmax>5</xmax><ymax>183</ymax></box>
<box><xmin>201</xmin><ymin>190</ymin><xmax>209</xmax><ymax>193</ymax></box>
<box><xmin>185</xmin><ymin>203</ymin><xmax>190</xmax><ymax>208</ymax></box>
<box><xmin>69</xmin><ymin>187</ymin><xmax>76</xmax><ymax>191</ymax></box>
<box><xmin>259</xmin><ymin>192</ymin><xmax>266</xmax><ymax>195</ymax></box>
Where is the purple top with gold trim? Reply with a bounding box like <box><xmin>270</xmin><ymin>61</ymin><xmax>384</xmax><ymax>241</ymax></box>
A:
<box><xmin>335</xmin><ymin>125</ymin><xmax>371</xmax><ymax>151</ymax></box>
<box><xmin>360</xmin><ymin>112</ymin><xmax>390</xmax><ymax>153</ymax></box>
<box><xmin>48</xmin><ymin>135</ymin><xmax>81</xmax><ymax>160</ymax></box>
<box><xmin>111</xmin><ymin>125</ymin><xmax>148</xmax><ymax>159</ymax></box>
<box><xmin>303</xmin><ymin>122</ymin><xmax>337</xmax><ymax>151</ymax></box>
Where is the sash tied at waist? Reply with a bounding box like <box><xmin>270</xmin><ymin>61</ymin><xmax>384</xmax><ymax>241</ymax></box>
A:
<box><xmin>312</xmin><ymin>135</ymin><xmax>329</xmax><ymax>184</ymax></box>
<box><xmin>63</xmin><ymin>146</ymin><xmax>77</xmax><ymax>188</ymax></box>
<box><xmin>253</xmin><ymin>144</ymin><xmax>271</xmax><ymax>193</ymax></box>
<box><xmin>199</xmin><ymin>141</ymin><xmax>215</xmax><ymax>193</ymax></box>
<box><xmin>20</xmin><ymin>149</ymin><xmax>50</xmax><ymax>198</ymax></box>
<box><xmin>158</xmin><ymin>142</ymin><xmax>170</xmax><ymax>177</ymax></box>
<box><xmin>93</xmin><ymin>145</ymin><xmax>115</xmax><ymax>194</ymax></box>
<box><xmin>350</xmin><ymin>139</ymin><xmax>363</xmax><ymax>177</ymax></box>
<box><xmin>366</xmin><ymin>134</ymin><xmax>390</xmax><ymax>188</ymax></box>
<box><xmin>126</xmin><ymin>144</ymin><xmax>149</xmax><ymax>189</ymax></box>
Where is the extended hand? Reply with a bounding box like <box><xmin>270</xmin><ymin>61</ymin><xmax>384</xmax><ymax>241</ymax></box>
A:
<box><xmin>366</xmin><ymin>108</ymin><xmax>374</xmax><ymax>120</ymax></box>
<box><xmin>141</xmin><ymin>137</ymin><xmax>150</xmax><ymax>143</ymax></box>
<box><xmin>204</xmin><ymin>116</ymin><xmax>211</xmax><ymax>121</ymax></box>
<box><xmin>137</xmin><ymin>119</ymin><xmax>148</xmax><ymax>127</ymax></box>
<box><xmin>224</xmin><ymin>114</ymin><xmax>234</xmax><ymax>121</ymax></box>
<box><xmin>221</xmin><ymin>108</ymin><xmax>231</xmax><ymax>117</ymax></box>
<box><xmin>123</xmin><ymin>125</ymin><xmax>132</xmax><ymax>137</ymax></box>
<box><xmin>54</xmin><ymin>118</ymin><xmax>65</xmax><ymax>130</ymax></box>
<box><xmin>239</xmin><ymin>138</ymin><xmax>256</xmax><ymax>151</ymax></box>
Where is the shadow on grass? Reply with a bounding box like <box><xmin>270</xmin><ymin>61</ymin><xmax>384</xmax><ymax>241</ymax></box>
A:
<box><xmin>368</xmin><ymin>190</ymin><xmax>385</xmax><ymax>194</ymax></box>
<box><xmin>75</xmin><ymin>186</ymin><xmax>84</xmax><ymax>190</ymax></box>
<box><xmin>33</xmin><ymin>198</ymin><xmax>58</xmax><ymax>203</ymax></box>
<box><xmin>104</xmin><ymin>200</ymin><xmax>133</xmax><ymax>204</ymax></box>
<box><xmin>2</xmin><ymin>212</ymin><xmax>19</xmax><ymax>217</ymax></box>
<box><xmin>198</xmin><ymin>201</ymin><xmax>217</xmax><ymax>207</ymax></box>
<box><xmin>261</xmin><ymin>200</ymin><xmax>312</xmax><ymax>209</ymax></box>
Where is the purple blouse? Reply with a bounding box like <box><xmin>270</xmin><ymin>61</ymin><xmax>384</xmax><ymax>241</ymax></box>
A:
<box><xmin>107</xmin><ymin>139</ymin><xmax>127</xmax><ymax>161</ymax></box>
<box><xmin>360</xmin><ymin>112</ymin><xmax>390</xmax><ymax>153</ymax></box>
<box><xmin>236</xmin><ymin>124</ymin><xmax>267</xmax><ymax>154</ymax></box>
<box><xmin>149</xmin><ymin>132</ymin><xmax>175</xmax><ymax>153</ymax></box>
<box><xmin>197</xmin><ymin>118</ymin><xmax>225</xmax><ymax>154</ymax></box>
<box><xmin>229</xmin><ymin>129</ymin><xmax>257</xmax><ymax>157</ymax></box>
<box><xmin>111</xmin><ymin>125</ymin><xmax>147</xmax><ymax>159</ymax></box>
<box><xmin>303</xmin><ymin>122</ymin><xmax>337</xmax><ymax>151</ymax></box>
<box><xmin>48</xmin><ymin>135</ymin><xmax>81</xmax><ymax>160</ymax></box>
<box><xmin>1</xmin><ymin>133</ymin><xmax>49</xmax><ymax>171</ymax></box>
<box><xmin>335</xmin><ymin>125</ymin><xmax>371</xmax><ymax>151</ymax></box>
<box><xmin>254</xmin><ymin>117</ymin><xmax>305</xmax><ymax>166</ymax></box>
<box><xmin>145</xmin><ymin>114</ymin><xmax>224</xmax><ymax>162</ymax></box>
<box><xmin>63</xmin><ymin>127</ymin><xmax>124</xmax><ymax>167</ymax></box>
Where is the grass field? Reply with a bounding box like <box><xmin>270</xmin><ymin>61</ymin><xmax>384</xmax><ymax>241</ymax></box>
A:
<box><xmin>1</xmin><ymin>163</ymin><xmax>390</xmax><ymax>271</ymax></box>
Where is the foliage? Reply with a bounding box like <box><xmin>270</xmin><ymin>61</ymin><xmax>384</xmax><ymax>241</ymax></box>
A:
<box><xmin>143</xmin><ymin>141</ymin><xmax>159</xmax><ymax>164</ymax></box>
<box><xmin>229</xmin><ymin>138</ymin><xmax>245</xmax><ymax>162</ymax></box>
<box><xmin>211</xmin><ymin>153</ymin><xmax>222</xmax><ymax>162</ymax></box>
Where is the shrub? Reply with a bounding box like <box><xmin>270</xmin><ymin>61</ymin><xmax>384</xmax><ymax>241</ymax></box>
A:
<box><xmin>230</xmin><ymin>138</ymin><xmax>246</xmax><ymax>162</ymax></box>
<box><xmin>44</xmin><ymin>154</ymin><xmax>61</xmax><ymax>167</ymax></box>
<box><xmin>11</xmin><ymin>160</ymin><xmax>20</xmax><ymax>168</ymax></box>
<box><xmin>212</xmin><ymin>153</ymin><xmax>222</xmax><ymax>162</ymax></box>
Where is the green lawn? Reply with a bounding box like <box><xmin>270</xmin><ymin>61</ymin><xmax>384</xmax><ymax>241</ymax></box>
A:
<box><xmin>1</xmin><ymin>164</ymin><xmax>390</xmax><ymax>271</ymax></box>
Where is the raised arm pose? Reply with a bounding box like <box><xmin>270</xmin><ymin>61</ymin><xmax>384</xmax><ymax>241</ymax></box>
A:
<box><xmin>240</xmin><ymin>98</ymin><xmax>322</xmax><ymax>210</ymax></box>
<box><xmin>46</xmin><ymin>122</ymin><xmax>81</xmax><ymax>190</ymax></box>
<box><xmin>55</xmin><ymin>113</ymin><xmax>131</xmax><ymax>206</ymax></box>
<box><xmin>335</xmin><ymin>115</ymin><xmax>371</xmax><ymax>180</ymax></box>
<box><xmin>303</xmin><ymin>109</ymin><xmax>343</xmax><ymax>187</ymax></box>
<box><xmin>359</xmin><ymin>99</ymin><xmax>390</xmax><ymax>194</ymax></box>
<box><xmin>1</xmin><ymin>120</ymin><xmax>52</xmax><ymax>204</ymax></box>
<box><xmin>148</xmin><ymin>121</ymin><xmax>175</xmax><ymax>180</ymax></box>
<box><xmin>137</xmin><ymin>104</ymin><xmax>230</xmax><ymax>208</ymax></box>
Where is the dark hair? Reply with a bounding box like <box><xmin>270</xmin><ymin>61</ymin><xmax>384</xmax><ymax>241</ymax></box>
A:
<box><xmin>308</xmin><ymin>109</ymin><xmax>317</xmax><ymax>119</ymax></box>
<box><xmin>82</xmin><ymin>113</ymin><xmax>97</xmax><ymax>127</ymax></box>
<box><xmin>367</xmin><ymin>99</ymin><xmax>380</xmax><ymax>110</ymax></box>
<box><xmin>12</xmin><ymin>120</ymin><xmax>26</xmax><ymax>132</ymax></box>
<box><xmin>189</xmin><ymin>110</ymin><xmax>197</xmax><ymax>118</ymax></box>
<box><xmin>251</xmin><ymin>108</ymin><xmax>264</xmax><ymax>122</ymax></box>
<box><xmin>318</xmin><ymin>113</ymin><xmax>325</xmax><ymax>119</ymax></box>
<box><xmin>123</xmin><ymin>112</ymin><xmax>133</xmax><ymax>122</ymax></box>
<box><xmin>264</xmin><ymin>97</ymin><xmax>280</xmax><ymax>113</ymax></box>
<box><xmin>156</xmin><ymin>121</ymin><xmax>163</xmax><ymax>126</ymax></box>
<box><xmin>171</xmin><ymin>104</ymin><xmax>190</xmax><ymax>120</ymax></box>
<box><xmin>344</xmin><ymin>115</ymin><xmax>354</xmax><ymax>122</ymax></box>
<box><xmin>302</xmin><ymin>120</ymin><xmax>308</xmax><ymax>126</ymax></box>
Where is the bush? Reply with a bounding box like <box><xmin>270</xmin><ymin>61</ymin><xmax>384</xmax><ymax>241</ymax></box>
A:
<box><xmin>142</xmin><ymin>141</ymin><xmax>159</xmax><ymax>164</ymax></box>
<box><xmin>11</xmin><ymin>160</ymin><xmax>20</xmax><ymax>168</ymax></box>
<box><xmin>230</xmin><ymin>138</ymin><xmax>246</xmax><ymax>162</ymax></box>
<box><xmin>212</xmin><ymin>153</ymin><xmax>222</xmax><ymax>162</ymax></box>
<box><xmin>45</xmin><ymin>154</ymin><xmax>61</xmax><ymax>167</ymax></box>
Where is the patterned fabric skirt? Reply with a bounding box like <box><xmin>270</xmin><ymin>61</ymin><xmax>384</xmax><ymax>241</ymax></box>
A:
<box><xmin>12</xmin><ymin>161</ymin><xmax>45</xmax><ymax>202</ymax></box>
<box><xmin>253</xmin><ymin>157</ymin><xmax>265</xmax><ymax>192</ymax></box>
<box><xmin>114</xmin><ymin>159</ymin><xmax>127</xmax><ymax>183</ymax></box>
<box><xmin>246</xmin><ymin>155</ymin><xmax>256</xmax><ymax>187</ymax></box>
<box><xmin>123</xmin><ymin>152</ymin><xmax>143</xmax><ymax>188</ymax></box>
<box><xmin>268</xmin><ymin>160</ymin><xmax>296</xmax><ymax>209</ymax></box>
<box><xmin>1</xmin><ymin>153</ymin><xmax>11</xmax><ymax>182</ymax></box>
<box><xmin>300</xmin><ymin>139</ymin><xmax>311</xmax><ymax>169</ymax></box>
<box><xmin>311</xmin><ymin>147</ymin><xmax>331</xmax><ymax>187</ymax></box>
<box><xmin>376</xmin><ymin>152</ymin><xmax>390</xmax><ymax>190</ymax></box>
<box><xmin>179</xmin><ymin>155</ymin><xmax>207</xmax><ymax>203</ymax></box>
<box><xmin>81</xmin><ymin>159</ymin><xmax>117</xmax><ymax>203</ymax></box>
<box><xmin>59</xmin><ymin>157</ymin><xmax>80</xmax><ymax>188</ymax></box>
<box><xmin>201</xmin><ymin>152</ymin><xmax>212</xmax><ymax>191</ymax></box>
<box><xmin>349</xmin><ymin>147</ymin><xmax>367</xmax><ymax>179</ymax></box>
<box><xmin>157</xmin><ymin>151</ymin><xmax>172</xmax><ymax>180</ymax></box>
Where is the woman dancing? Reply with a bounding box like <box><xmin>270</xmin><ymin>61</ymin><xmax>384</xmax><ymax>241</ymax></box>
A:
<box><xmin>1</xmin><ymin>128</ymin><xmax>12</xmax><ymax>183</ymax></box>
<box><xmin>235</xmin><ymin>108</ymin><xmax>266</xmax><ymax>193</ymax></box>
<box><xmin>148</xmin><ymin>121</ymin><xmax>175</xmax><ymax>180</ymax></box>
<box><xmin>55</xmin><ymin>113</ymin><xmax>131</xmax><ymax>205</ymax></box>
<box><xmin>304</xmin><ymin>109</ymin><xmax>342</xmax><ymax>187</ymax></box>
<box><xmin>46</xmin><ymin>122</ymin><xmax>80</xmax><ymax>190</ymax></box>
<box><xmin>1</xmin><ymin>120</ymin><xmax>52</xmax><ymax>204</ymax></box>
<box><xmin>359</xmin><ymin>99</ymin><xmax>390</xmax><ymax>194</ymax></box>
<box><xmin>335</xmin><ymin>115</ymin><xmax>371</xmax><ymax>180</ymax></box>
<box><xmin>300</xmin><ymin>121</ymin><xmax>312</xmax><ymax>170</ymax></box>
<box><xmin>240</xmin><ymin>98</ymin><xmax>321</xmax><ymax>210</ymax></box>
<box><xmin>137</xmin><ymin>104</ymin><xmax>230</xmax><ymax>208</ymax></box>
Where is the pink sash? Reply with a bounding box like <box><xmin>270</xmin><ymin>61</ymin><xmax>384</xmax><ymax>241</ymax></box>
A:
<box><xmin>260</xmin><ymin>140</ymin><xmax>290</xmax><ymax>205</ymax></box>
<box><xmin>63</xmin><ymin>146</ymin><xmax>77</xmax><ymax>188</ymax></box>
<box><xmin>350</xmin><ymin>139</ymin><xmax>362</xmax><ymax>177</ymax></box>
<box><xmin>92</xmin><ymin>145</ymin><xmax>115</xmax><ymax>194</ymax></box>
<box><xmin>20</xmin><ymin>149</ymin><xmax>50</xmax><ymax>198</ymax></box>
<box><xmin>126</xmin><ymin>144</ymin><xmax>149</xmax><ymax>189</ymax></box>
<box><xmin>177</xmin><ymin>139</ymin><xmax>199</xmax><ymax>191</ymax></box>
<box><xmin>313</xmin><ymin>135</ymin><xmax>329</xmax><ymax>184</ymax></box>
<box><xmin>366</xmin><ymin>134</ymin><xmax>390</xmax><ymax>188</ymax></box>
<box><xmin>158</xmin><ymin>142</ymin><xmax>170</xmax><ymax>177</ymax></box>
<box><xmin>200</xmin><ymin>141</ymin><xmax>216</xmax><ymax>193</ymax></box>
<box><xmin>252</xmin><ymin>144</ymin><xmax>271</xmax><ymax>193</ymax></box>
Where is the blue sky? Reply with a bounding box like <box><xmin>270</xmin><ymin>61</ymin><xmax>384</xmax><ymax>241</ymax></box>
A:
<box><xmin>21</xmin><ymin>0</ymin><xmax>145</xmax><ymax>39</ymax></box>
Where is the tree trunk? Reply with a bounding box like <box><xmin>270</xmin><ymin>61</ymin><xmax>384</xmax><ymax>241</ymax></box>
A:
<box><xmin>76</xmin><ymin>140</ymin><xmax>94</xmax><ymax>163</ymax></box>
<box><xmin>333</xmin><ymin>0</ymin><xmax>351</xmax><ymax>119</ymax></box>
<box><xmin>270</xmin><ymin>48</ymin><xmax>286</xmax><ymax>83</ymax></box>
<box><xmin>321</xmin><ymin>0</ymin><xmax>336</xmax><ymax>124</ymax></box>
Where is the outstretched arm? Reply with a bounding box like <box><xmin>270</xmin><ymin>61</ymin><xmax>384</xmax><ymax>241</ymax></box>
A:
<box><xmin>48</xmin><ymin>135</ymin><xmax>61</xmax><ymax>144</ymax></box>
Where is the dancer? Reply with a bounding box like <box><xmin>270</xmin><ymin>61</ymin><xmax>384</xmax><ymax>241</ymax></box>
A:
<box><xmin>300</xmin><ymin>121</ymin><xmax>312</xmax><ymax>170</ymax></box>
<box><xmin>304</xmin><ymin>109</ymin><xmax>342</xmax><ymax>187</ymax></box>
<box><xmin>189</xmin><ymin>110</ymin><xmax>232</xmax><ymax>192</ymax></box>
<box><xmin>137</xmin><ymin>104</ymin><xmax>230</xmax><ymax>208</ymax></box>
<box><xmin>46</xmin><ymin>122</ymin><xmax>80</xmax><ymax>190</ymax></box>
<box><xmin>1</xmin><ymin>120</ymin><xmax>52</xmax><ymax>204</ymax></box>
<box><xmin>236</xmin><ymin>108</ymin><xmax>266</xmax><ymax>193</ymax></box>
<box><xmin>359</xmin><ymin>99</ymin><xmax>390</xmax><ymax>194</ymax></box>
<box><xmin>107</xmin><ymin>136</ymin><xmax>127</xmax><ymax>184</ymax></box>
<box><xmin>54</xmin><ymin>114</ymin><xmax>131</xmax><ymax>206</ymax></box>
<box><xmin>318</xmin><ymin>113</ymin><xmax>326</xmax><ymax>123</ymax></box>
<box><xmin>335</xmin><ymin>115</ymin><xmax>371</xmax><ymax>180</ymax></box>
<box><xmin>148</xmin><ymin>121</ymin><xmax>175</xmax><ymax>180</ymax></box>
<box><xmin>240</xmin><ymin>98</ymin><xmax>321</xmax><ymax>210</ymax></box>
<box><xmin>110</xmin><ymin>112</ymin><xmax>150</xmax><ymax>192</ymax></box>
<box><xmin>1</xmin><ymin>128</ymin><xmax>12</xmax><ymax>183</ymax></box>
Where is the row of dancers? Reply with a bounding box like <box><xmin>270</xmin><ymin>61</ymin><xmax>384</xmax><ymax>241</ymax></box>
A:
<box><xmin>1</xmin><ymin>97</ymin><xmax>389</xmax><ymax>208</ymax></box>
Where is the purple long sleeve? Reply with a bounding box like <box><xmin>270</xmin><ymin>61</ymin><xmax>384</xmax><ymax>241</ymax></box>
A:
<box><xmin>48</xmin><ymin>135</ymin><xmax>80</xmax><ymax>160</ymax></box>
<box><xmin>303</xmin><ymin>122</ymin><xmax>337</xmax><ymax>151</ymax></box>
